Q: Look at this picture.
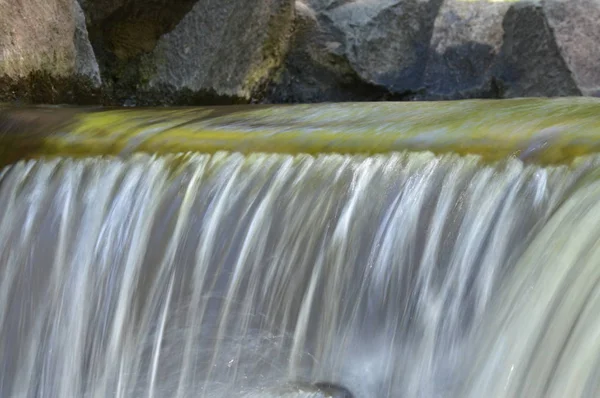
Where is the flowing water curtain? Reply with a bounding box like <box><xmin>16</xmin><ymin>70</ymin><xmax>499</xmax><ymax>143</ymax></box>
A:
<box><xmin>464</xmin><ymin>168</ymin><xmax>600</xmax><ymax>398</ymax></box>
<box><xmin>1</xmin><ymin>151</ymin><xmax>599</xmax><ymax>397</ymax></box>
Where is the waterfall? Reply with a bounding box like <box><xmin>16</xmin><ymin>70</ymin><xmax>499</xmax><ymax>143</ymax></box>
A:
<box><xmin>2</xmin><ymin>149</ymin><xmax>600</xmax><ymax>397</ymax></box>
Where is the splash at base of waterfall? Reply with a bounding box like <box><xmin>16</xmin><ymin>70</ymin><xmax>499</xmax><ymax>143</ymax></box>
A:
<box><xmin>1</xmin><ymin>150</ymin><xmax>600</xmax><ymax>397</ymax></box>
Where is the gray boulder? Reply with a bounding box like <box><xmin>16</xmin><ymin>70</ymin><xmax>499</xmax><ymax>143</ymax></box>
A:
<box><xmin>74</xmin><ymin>0</ymin><xmax>102</xmax><ymax>87</ymax></box>
<box><xmin>79</xmin><ymin>0</ymin><xmax>294</xmax><ymax>104</ymax></box>
<box><xmin>266</xmin><ymin>1</ymin><xmax>402</xmax><ymax>102</ymax></box>
<box><xmin>0</xmin><ymin>0</ymin><xmax>101</xmax><ymax>103</ymax></box>
<box><xmin>2</xmin><ymin>0</ymin><xmax>600</xmax><ymax>104</ymax></box>
<box><xmin>268</xmin><ymin>0</ymin><xmax>444</xmax><ymax>102</ymax></box>
<box><xmin>270</xmin><ymin>0</ymin><xmax>594</xmax><ymax>102</ymax></box>
<box><xmin>146</xmin><ymin>0</ymin><xmax>294</xmax><ymax>100</ymax></box>
<box><xmin>423</xmin><ymin>0</ymin><xmax>512</xmax><ymax>99</ymax></box>
<box><xmin>544</xmin><ymin>0</ymin><xmax>600</xmax><ymax>97</ymax></box>
<box><xmin>492</xmin><ymin>1</ymin><xmax>581</xmax><ymax>98</ymax></box>
<box><xmin>318</xmin><ymin>0</ymin><xmax>443</xmax><ymax>93</ymax></box>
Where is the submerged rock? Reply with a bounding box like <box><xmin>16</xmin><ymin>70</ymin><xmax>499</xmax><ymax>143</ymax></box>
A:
<box><xmin>243</xmin><ymin>381</ymin><xmax>354</xmax><ymax>398</ymax></box>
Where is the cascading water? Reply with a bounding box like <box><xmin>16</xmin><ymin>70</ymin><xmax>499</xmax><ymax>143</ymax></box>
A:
<box><xmin>3</xmin><ymin>100</ymin><xmax>600</xmax><ymax>398</ymax></box>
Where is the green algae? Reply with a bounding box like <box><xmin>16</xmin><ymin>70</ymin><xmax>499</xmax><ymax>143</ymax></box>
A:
<box><xmin>2</xmin><ymin>98</ymin><xmax>600</xmax><ymax>167</ymax></box>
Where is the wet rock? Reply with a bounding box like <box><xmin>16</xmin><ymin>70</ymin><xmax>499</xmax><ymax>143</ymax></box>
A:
<box><xmin>251</xmin><ymin>381</ymin><xmax>354</xmax><ymax>398</ymax></box>
<box><xmin>544</xmin><ymin>0</ymin><xmax>600</xmax><ymax>97</ymax></box>
<box><xmin>313</xmin><ymin>381</ymin><xmax>354</xmax><ymax>398</ymax></box>
<box><xmin>0</xmin><ymin>0</ymin><xmax>101</xmax><ymax>103</ymax></box>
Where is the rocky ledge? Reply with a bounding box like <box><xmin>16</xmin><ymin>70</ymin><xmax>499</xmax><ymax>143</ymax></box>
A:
<box><xmin>0</xmin><ymin>0</ymin><xmax>598</xmax><ymax>105</ymax></box>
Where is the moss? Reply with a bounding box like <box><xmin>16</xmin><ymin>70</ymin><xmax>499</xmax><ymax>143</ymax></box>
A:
<box><xmin>244</xmin><ymin>0</ymin><xmax>295</xmax><ymax>100</ymax></box>
<box><xmin>2</xmin><ymin>98</ymin><xmax>600</xmax><ymax>166</ymax></box>
<box><xmin>0</xmin><ymin>71</ymin><xmax>101</xmax><ymax>105</ymax></box>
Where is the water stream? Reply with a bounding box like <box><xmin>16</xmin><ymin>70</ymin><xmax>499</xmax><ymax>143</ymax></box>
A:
<box><xmin>2</xmin><ymin>148</ymin><xmax>600</xmax><ymax>397</ymax></box>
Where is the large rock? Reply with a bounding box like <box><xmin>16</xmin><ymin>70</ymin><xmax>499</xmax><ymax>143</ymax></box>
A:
<box><xmin>270</xmin><ymin>0</ymin><xmax>595</xmax><ymax>102</ymax></box>
<box><xmin>1</xmin><ymin>0</ymin><xmax>599</xmax><ymax>104</ymax></box>
<box><xmin>145</xmin><ymin>0</ymin><xmax>295</xmax><ymax>101</ymax></box>
<box><xmin>0</xmin><ymin>0</ymin><xmax>101</xmax><ymax>103</ymax></box>
<box><xmin>544</xmin><ymin>0</ymin><xmax>600</xmax><ymax>97</ymax></box>
<box><xmin>424</xmin><ymin>0</ymin><xmax>581</xmax><ymax>99</ymax></box>
<box><xmin>268</xmin><ymin>0</ymin><xmax>443</xmax><ymax>102</ymax></box>
<box><xmin>80</xmin><ymin>0</ymin><xmax>294</xmax><ymax>104</ymax></box>
<box><xmin>317</xmin><ymin>0</ymin><xmax>443</xmax><ymax>93</ymax></box>
<box><xmin>422</xmin><ymin>0</ymin><xmax>512</xmax><ymax>99</ymax></box>
<box><xmin>492</xmin><ymin>1</ymin><xmax>580</xmax><ymax>98</ymax></box>
<box><xmin>80</xmin><ymin>0</ymin><xmax>199</xmax><ymax>61</ymax></box>
<box><xmin>267</xmin><ymin>1</ymin><xmax>403</xmax><ymax>102</ymax></box>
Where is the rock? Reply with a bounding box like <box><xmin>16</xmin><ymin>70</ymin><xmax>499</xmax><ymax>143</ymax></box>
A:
<box><xmin>544</xmin><ymin>0</ymin><xmax>600</xmax><ymax>97</ymax></box>
<box><xmin>246</xmin><ymin>381</ymin><xmax>353</xmax><ymax>398</ymax></box>
<box><xmin>1</xmin><ymin>0</ymin><xmax>600</xmax><ymax>104</ymax></box>
<box><xmin>271</xmin><ymin>0</ymin><xmax>592</xmax><ymax>102</ymax></box>
<box><xmin>313</xmin><ymin>381</ymin><xmax>354</xmax><ymax>398</ymax></box>
<box><xmin>415</xmin><ymin>0</ymin><xmax>584</xmax><ymax>99</ymax></box>
<box><xmin>492</xmin><ymin>1</ymin><xmax>580</xmax><ymax>98</ymax></box>
<box><xmin>81</xmin><ymin>0</ymin><xmax>294</xmax><ymax>104</ymax></box>
<box><xmin>81</xmin><ymin>0</ymin><xmax>199</xmax><ymax>62</ymax></box>
<box><xmin>0</xmin><ymin>0</ymin><xmax>101</xmax><ymax>103</ymax></box>
<box><xmin>423</xmin><ymin>0</ymin><xmax>512</xmax><ymax>99</ymax></box>
<box><xmin>317</xmin><ymin>0</ymin><xmax>443</xmax><ymax>94</ymax></box>
<box><xmin>73</xmin><ymin>0</ymin><xmax>102</xmax><ymax>87</ymax></box>
<box><xmin>266</xmin><ymin>1</ymin><xmax>403</xmax><ymax>102</ymax></box>
<box><xmin>267</xmin><ymin>0</ymin><xmax>443</xmax><ymax>102</ymax></box>
<box><xmin>145</xmin><ymin>0</ymin><xmax>294</xmax><ymax>101</ymax></box>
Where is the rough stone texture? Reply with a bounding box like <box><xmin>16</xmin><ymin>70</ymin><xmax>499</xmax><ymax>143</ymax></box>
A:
<box><xmin>544</xmin><ymin>0</ymin><xmax>600</xmax><ymax>97</ymax></box>
<box><xmin>270</xmin><ymin>0</ymin><xmax>444</xmax><ymax>101</ymax></box>
<box><xmin>421</xmin><ymin>0</ymin><xmax>581</xmax><ymax>99</ymax></box>
<box><xmin>321</xmin><ymin>0</ymin><xmax>443</xmax><ymax>93</ymax></box>
<box><xmin>1</xmin><ymin>0</ymin><xmax>600</xmax><ymax>104</ymax></box>
<box><xmin>0</xmin><ymin>0</ymin><xmax>101</xmax><ymax>103</ymax></box>
<box><xmin>422</xmin><ymin>0</ymin><xmax>512</xmax><ymax>99</ymax></box>
<box><xmin>0</xmin><ymin>0</ymin><xmax>99</xmax><ymax>82</ymax></box>
<box><xmin>493</xmin><ymin>2</ymin><xmax>580</xmax><ymax>98</ymax></box>
<box><xmin>267</xmin><ymin>0</ymin><xmax>447</xmax><ymax>102</ymax></box>
<box><xmin>81</xmin><ymin>0</ymin><xmax>198</xmax><ymax>61</ymax></box>
<box><xmin>266</xmin><ymin>1</ymin><xmax>404</xmax><ymax>102</ymax></box>
<box><xmin>269</xmin><ymin>0</ymin><xmax>600</xmax><ymax>102</ymax></box>
<box><xmin>145</xmin><ymin>0</ymin><xmax>294</xmax><ymax>100</ymax></box>
<box><xmin>74</xmin><ymin>0</ymin><xmax>102</xmax><ymax>87</ymax></box>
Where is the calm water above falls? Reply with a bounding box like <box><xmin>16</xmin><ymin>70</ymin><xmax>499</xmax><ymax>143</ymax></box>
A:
<box><xmin>2</xmin><ymin>150</ymin><xmax>600</xmax><ymax>397</ymax></box>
